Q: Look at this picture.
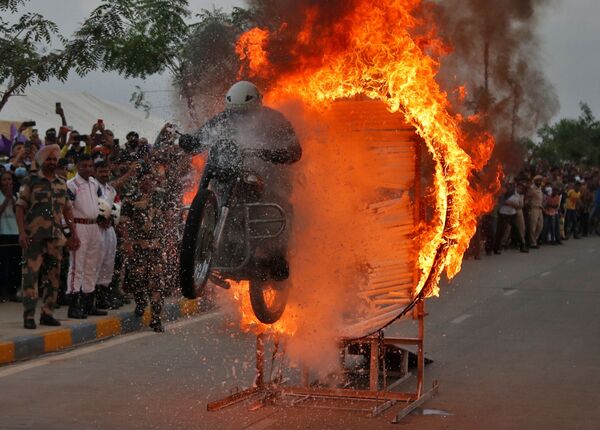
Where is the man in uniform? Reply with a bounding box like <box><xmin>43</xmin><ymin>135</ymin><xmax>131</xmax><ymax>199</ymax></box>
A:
<box><xmin>94</xmin><ymin>160</ymin><xmax>121</xmax><ymax>309</ymax></box>
<box><xmin>526</xmin><ymin>175</ymin><xmax>544</xmax><ymax>249</ymax></box>
<box><xmin>15</xmin><ymin>144</ymin><xmax>79</xmax><ymax>329</ymax></box>
<box><xmin>120</xmin><ymin>166</ymin><xmax>168</xmax><ymax>332</ymax></box>
<box><xmin>66</xmin><ymin>154</ymin><xmax>106</xmax><ymax>318</ymax></box>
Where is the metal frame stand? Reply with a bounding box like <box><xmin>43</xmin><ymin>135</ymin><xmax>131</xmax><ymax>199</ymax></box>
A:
<box><xmin>207</xmin><ymin>299</ymin><xmax>438</xmax><ymax>423</ymax></box>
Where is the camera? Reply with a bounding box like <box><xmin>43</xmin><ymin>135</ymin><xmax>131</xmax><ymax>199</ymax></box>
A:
<box><xmin>75</xmin><ymin>134</ymin><xmax>88</xmax><ymax>143</ymax></box>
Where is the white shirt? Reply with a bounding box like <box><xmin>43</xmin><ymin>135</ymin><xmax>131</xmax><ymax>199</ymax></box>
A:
<box><xmin>67</xmin><ymin>173</ymin><xmax>100</xmax><ymax>219</ymax></box>
<box><xmin>499</xmin><ymin>193</ymin><xmax>523</xmax><ymax>216</ymax></box>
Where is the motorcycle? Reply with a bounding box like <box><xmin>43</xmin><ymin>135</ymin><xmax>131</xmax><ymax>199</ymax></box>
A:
<box><xmin>179</xmin><ymin>138</ymin><xmax>290</xmax><ymax>324</ymax></box>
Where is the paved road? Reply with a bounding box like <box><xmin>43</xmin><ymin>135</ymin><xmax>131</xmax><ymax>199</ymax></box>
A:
<box><xmin>1</xmin><ymin>237</ymin><xmax>599</xmax><ymax>429</ymax></box>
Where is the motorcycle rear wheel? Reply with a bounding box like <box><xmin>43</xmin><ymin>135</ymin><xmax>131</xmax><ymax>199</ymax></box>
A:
<box><xmin>180</xmin><ymin>189</ymin><xmax>218</xmax><ymax>299</ymax></box>
<box><xmin>249</xmin><ymin>279</ymin><xmax>290</xmax><ymax>324</ymax></box>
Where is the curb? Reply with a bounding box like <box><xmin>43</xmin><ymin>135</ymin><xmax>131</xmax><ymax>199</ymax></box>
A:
<box><xmin>0</xmin><ymin>297</ymin><xmax>211</xmax><ymax>366</ymax></box>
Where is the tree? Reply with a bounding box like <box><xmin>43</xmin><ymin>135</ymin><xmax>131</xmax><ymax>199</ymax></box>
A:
<box><xmin>0</xmin><ymin>0</ymin><xmax>191</xmax><ymax>112</ymax></box>
<box><xmin>533</xmin><ymin>103</ymin><xmax>600</xmax><ymax>166</ymax></box>
<box><xmin>173</xmin><ymin>7</ymin><xmax>255</xmax><ymax>123</ymax></box>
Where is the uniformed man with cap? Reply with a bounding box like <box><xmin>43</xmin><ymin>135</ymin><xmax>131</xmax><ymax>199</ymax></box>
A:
<box><xmin>15</xmin><ymin>144</ymin><xmax>79</xmax><ymax>329</ymax></box>
<box><xmin>120</xmin><ymin>164</ymin><xmax>169</xmax><ymax>332</ymax></box>
<box><xmin>94</xmin><ymin>159</ymin><xmax>121</xmax><ymax>309</ymax></box>
<box><xmin>66</xmin><ymin>153</ymin><xmax>107</xmax><ymax>318</ymax></box>
<box><xmin>526</xmin><ymin>175</ymin><xmax>545</xmax><ymax>248</ymax></box>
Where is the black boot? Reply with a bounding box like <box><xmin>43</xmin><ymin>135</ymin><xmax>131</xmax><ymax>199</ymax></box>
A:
<box><xmin>107</xmin><ymin>283</ymin><xmax>123</xmax><ymax>309</ymax></box>
<box><xmin>67</xmin><ymin>293</ymin><xmax>87</xmax><ymax>319</ymax></box>
<box><xmin>149</xmin><ymin>301</ymin><xmax>164</xmax><ymax>332</ymax></box>
<box><xmin>24</xmin><ymin>318</ymin><xmax>37</xmax><ymax>329</ymax></box>
<box><xmin>95</xmin><ymin>285</ymin><xmax>110</xmax><ymax>310</ymax></box>
<box><xmin>40</xmin><ymin>313</ymin><xmax>61</xmax><ymax>326</ymax></box>
<box><xmin>85</xmin><ymin>292</ymin><xmax>108</xmax><ymax>316</ymax></box>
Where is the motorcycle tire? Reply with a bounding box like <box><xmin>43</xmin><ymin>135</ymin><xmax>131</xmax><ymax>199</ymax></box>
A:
<box><xmin>180</xmin><ymin>188</ymin><xmax>218</xmax><ymax>299</ymax></box>
<box><xmin>249</xmin><ymin>279</ymin><xmax>290</xmax><ymax>324</ymax></box>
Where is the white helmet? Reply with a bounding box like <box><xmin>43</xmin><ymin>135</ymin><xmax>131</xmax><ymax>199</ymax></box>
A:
<box><xmin>112</xmin><ymin>201</ymin><xmax>122</xmax><ymax>225</ymax></box>
<box><xmin>225</xmin><ymin>81</ymin><xmax>262</xmax><ymax>110</ymax></box>
<box><xmin>98</xmin><ymin>199</ymin><xmax>112</xmax><ymax>219</ymax></box>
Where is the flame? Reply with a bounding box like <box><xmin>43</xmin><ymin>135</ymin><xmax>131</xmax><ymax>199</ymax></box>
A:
<box><xmin>182</xmin><ymin>154</ymin><xmax>206</xmax><ymax>206</ymax></box>
<box><xmin>225</xmin><ymin>280</ymin><xmax>299</xmax><ymax>336</ymax></box>
<box><xmin>235</xmin><ymin>28</ymin><xmax>270</xmax><ymax>78</ymax></box>
<box><xmin>235</xmin><ymin>0</ymin><xmax>496</xmax><ymax>302</ymax></box>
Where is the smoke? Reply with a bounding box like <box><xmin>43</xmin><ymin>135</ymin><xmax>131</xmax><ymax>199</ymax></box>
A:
<box><xmin>432</xmin><ymin>0</ymin><xmax>560</xmax><ymax>172</ymax></box>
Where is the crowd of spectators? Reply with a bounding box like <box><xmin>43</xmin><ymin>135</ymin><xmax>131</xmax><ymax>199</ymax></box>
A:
<box><xmin>0</xmin><ymin>104</ymin><xmax>189</xmax><ymax>331</ymax></box>
<box><xmin>471</xmin><ymin>162</ymin><xmax>600</xmax><ymax>259</ymax></box>
<box><xmin>1</xmin><ymin>103</ymin><xmax>599</xmax><ymax>331</ymax></box>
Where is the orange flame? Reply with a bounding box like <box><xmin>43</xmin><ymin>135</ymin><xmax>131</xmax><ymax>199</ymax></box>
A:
<box><xmin>236</xmin><ymin>1</ymin><xmax>496</xmax><ymax>301</ymax></box>
<box><xmin>225</xmin><ymin>280</ymin><xmax>299</xmax><ymax>336</ymax></box>
<box><xmin>182</xmin><ymin>154</ymin><xmax>206</xmax><ymax>206</ymax></box>
<box><xmin>235</xmin><ymin>28</ymin><xmax>270</xmax><ymax>78</ymax></box>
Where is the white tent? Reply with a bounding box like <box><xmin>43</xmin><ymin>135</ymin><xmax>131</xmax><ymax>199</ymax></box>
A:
<box><xmin>0</xmin><ymin>86</ymin><xmax>166</xmax><ymax>142</ymax></box>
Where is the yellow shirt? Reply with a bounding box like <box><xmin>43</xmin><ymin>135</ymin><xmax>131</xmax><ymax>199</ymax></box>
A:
<box><xmin>565</xmin><ymin>190</ymin><xmax>580</xmax><ymax>211</ymax></box>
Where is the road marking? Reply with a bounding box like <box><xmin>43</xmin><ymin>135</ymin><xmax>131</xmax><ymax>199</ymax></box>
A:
<box><xmin>503</xmin><ymin>289</ymin><xmax>518</xmax><ymax>296</ymax></box>
<box><xmin>451</xmin><ymin>314</ymin><xmax>472</xmax><ymax>324</ymax></box>
<box><xmin>567</xmin><ymin>258</ymin><xmax>576</xmax><ymax>264</ymax></box>
<box><xmin>588</xmin><ymin>249</ymin><xmax>596</xmax><ymax>253</ymax></box>
<box><xmin>540</xmin><ymin>271</ymin><xmax>552</xmax><ymax>277</ymax></box>
<box><xmin>0</xmin><ymin>311</ymin><xmax>222</xmax><ymax>379</ymax></box>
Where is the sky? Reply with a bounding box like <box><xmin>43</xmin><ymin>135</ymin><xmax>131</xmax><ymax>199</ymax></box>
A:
<box><xmin>16</xmin><ymin>0</ymin><xmax>600</xmax><ymax>129</ymax></box>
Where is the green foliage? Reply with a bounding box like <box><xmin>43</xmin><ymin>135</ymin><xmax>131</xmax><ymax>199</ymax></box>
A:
<box><xmin>533</xmin><ymin>103</ymin><xmax>600</xmax><ymax>166</ymax></box>
<box><xmin>174</xmin><ymin>7</ymin><xmax>256</xmax><ymax>121</ymax></box>
<box><xmin>0</xmin><ymin>0</ymin><xmax>191</xmax><ymax>111</ymax></box>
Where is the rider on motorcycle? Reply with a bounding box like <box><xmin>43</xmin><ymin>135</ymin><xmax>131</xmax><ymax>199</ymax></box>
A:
<box><xmin>179</xmin><ymin>81</ymin><xmax>302</xmax><ymax>281</ymax></box>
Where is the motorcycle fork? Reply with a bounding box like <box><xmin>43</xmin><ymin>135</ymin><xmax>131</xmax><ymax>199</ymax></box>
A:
<box><xmin>213</xmin><ymin>206</ymin><xmax>229</xmax><ymax>251</ymax></box>
<box><xmin>212</xmin><ymin>178</ymin><xmax>240</xmax><ymax>252</ymax></box>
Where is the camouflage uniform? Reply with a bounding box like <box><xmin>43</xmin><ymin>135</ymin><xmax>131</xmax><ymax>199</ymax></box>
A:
<box><xmin>122</xmin><ymin>184</ymin><xmax>169</xmax><ymax>329</ymax></box>
<box><xmin>16</xmin><ymin>172</ymin><xmax>69</xmax><ymax>319</ymax></box>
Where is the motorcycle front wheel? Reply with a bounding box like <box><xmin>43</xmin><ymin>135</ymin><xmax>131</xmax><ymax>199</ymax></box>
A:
<box><xmin>249</xmin><ymin>279</ymin><xmax>290</xmax><ymax>324</ymax></box>
<box><xmin>180</xmin><ymin>189</ymin><xmax>218</xmax><ymax>299</ymax></box>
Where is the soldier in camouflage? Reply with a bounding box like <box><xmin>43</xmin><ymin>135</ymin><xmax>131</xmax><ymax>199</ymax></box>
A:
<box><xmin>120</xmin><ymin>165</ymin><xmax>169</xmax><ymax>332</ymax></box>
<box><xmin>15</xmin><ymin>144</ymin><xmax>79</xmax><ymax>329</ymax></box>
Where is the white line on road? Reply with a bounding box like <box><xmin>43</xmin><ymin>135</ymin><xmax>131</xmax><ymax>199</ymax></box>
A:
<box><xmin>451</xmin><ymin>314</ymin><xmax>472</xmax><ymax>324</ymax></box>
<box><xmin>588</xmin><ymin>249</ymin><xmax>596</xmax><ymax>253</ymax></box>
<box><xmin>540</xmin><ymin>271</ymin><xmax>552</xmax><ymax>277</ymax></box>
<box><xmin>567</xmin><ymin>258</ymin><xmax>576</xmax><ymax>264</ymax></box>
<box><xmin>0</xmin><ymin>311</ymin><xmax>222</xmax><ymax>380</ymax></box>
<box><xmin>503</xmin><ymin>289</ymin><xmax>518</xmax><ymax>296</ymax></box>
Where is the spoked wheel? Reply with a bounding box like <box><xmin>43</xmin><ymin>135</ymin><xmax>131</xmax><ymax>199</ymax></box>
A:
<box><xmin>180</xmin><ymin>189</ymin><xmax>218</xmax><ymax>299</ymax></box>
<box><xmin>249</xmin><ymin>279</ymin><xmax>290</xmax><ymax>324</ymax></box>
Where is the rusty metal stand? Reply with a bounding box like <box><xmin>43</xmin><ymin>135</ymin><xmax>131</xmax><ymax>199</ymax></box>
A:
<box><xmin>207</xmin><ymin>300</ymin><xmax>437</xmax><ymax>423</ymax></box>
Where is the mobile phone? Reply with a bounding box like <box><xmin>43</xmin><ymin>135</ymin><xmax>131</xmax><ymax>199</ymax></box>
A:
<box><xmin>98</xmin><ymin>119</ymin><xmax>104</xmax><ymax>125</ymax></box>
<box><xmin>22</xmin><ymin>121</ymin><xmax>36</xmax><ymax>128</ymax></box>
<box><xmin>113</xmin><ymin>138</ymin><xmax>120</xmax><ymax>146</ymax></box>
<box><xmin>55</xmin><ymin>102</ymin><xmax>62</xmax><ymax>112</ymax></box>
